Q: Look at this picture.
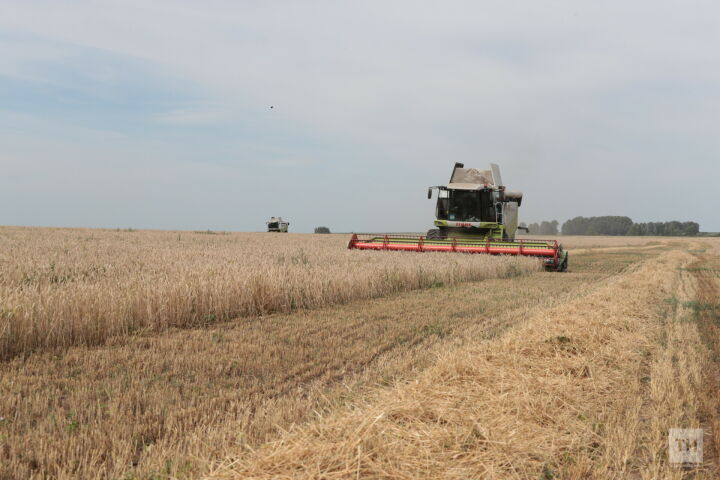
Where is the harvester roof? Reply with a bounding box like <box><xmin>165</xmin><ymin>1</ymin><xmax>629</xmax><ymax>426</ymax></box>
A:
<box><xmin>447</xmin><ymin>165</ymin><xmax>501</xmax><ymax>190</ymax></box>
<box><xmin>446</xmin><ymin>182</ymin><xmax>493</xmax><ymax>191</ymax></box>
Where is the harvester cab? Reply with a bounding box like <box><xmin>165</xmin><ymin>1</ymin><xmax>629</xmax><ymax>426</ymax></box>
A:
<box><xmin>267</xmin><ymin>217</ymin><xmax>289</xmax><ymax>233</ymax></box>
<box><xmin>426</xmin><ymin>162</ymin><xmax>523</xmax><ymax>241</ymax></box>
<box><xmin>348</xmin><ymin>163</ymin><xmax>568</xmax><ymax>272</ymax></box>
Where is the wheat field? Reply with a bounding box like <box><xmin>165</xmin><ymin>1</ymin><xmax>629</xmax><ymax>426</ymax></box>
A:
<box><xmin>1</xmin><ymin>228</ymin><xmax>717</xmax><ymax>479</ymax></box>
<box><xmin>0</xmin><ymin>227</ymin><xmax>537</xmax><ymax>360</ymax></box>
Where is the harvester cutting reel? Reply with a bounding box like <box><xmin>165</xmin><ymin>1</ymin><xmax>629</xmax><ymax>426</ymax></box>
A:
<box><xmin>348</xmin><ymin>234</ymin><xmax>569</xmax><ymax>272</ymax></box>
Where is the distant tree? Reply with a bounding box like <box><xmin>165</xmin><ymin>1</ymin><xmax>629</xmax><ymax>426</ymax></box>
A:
<box><xmin>561</xmin><ymin>216</ymin><xmax>632</xmax><ymax>235</ymax></box>
<box><xmin>628</xmin><ymin>221</ymin><xmax>699</xmax><ymax>236</ymax></box>
<box><xmin>593</xmin><ymin>216</ymin><xmax>632</xmax><ymax>236</ymax></box>
<box><xmin>561</xmin><ymin>216</ymin><xmax>591</xmax><ymax>235</ymax></box>
<box><xmin>314</xmin><ymin>226</ymin><xmax>331</xmax><ymax>234</ymax></box>
<box><xmin>522</xmin><ymin>220</ymin><xmax>558</xmax><ymax>235</ymax></box>
<box><xmin>626</xmin><ymin>223</ymin><xmax>644</xmax><ymax>235</ymax></box>
<box><xmin>539</xmin><ymin>220</ymin><xmax>559</xmax><ymax>235</ymax></box>
<box><xmin>683</xmin><ymin>222</ymin><xmax>700</xmax><ymax>236</ymax></box>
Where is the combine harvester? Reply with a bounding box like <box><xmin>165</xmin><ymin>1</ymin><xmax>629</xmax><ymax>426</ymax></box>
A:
<box><xmin>266</xmin><ymin>216</ymin><xmax>290</xmax><ymax>233</ymax></box>
<box><xmin>348</xmin><ymin>163</ymin><xmax>568</xmax><ymax>271</ymax></box>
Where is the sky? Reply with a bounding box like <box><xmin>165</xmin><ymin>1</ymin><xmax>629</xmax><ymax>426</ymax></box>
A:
<box><xmin>1</xmin><ymin>0</ymin><xmax>718</xmax><ymax>233</ymax></box>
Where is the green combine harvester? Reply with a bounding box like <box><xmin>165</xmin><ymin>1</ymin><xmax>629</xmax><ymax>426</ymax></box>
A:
<box><xmin>348</xmin><ymin>162</ymin><xmax>568</xmax><ymax>271</ymax></box>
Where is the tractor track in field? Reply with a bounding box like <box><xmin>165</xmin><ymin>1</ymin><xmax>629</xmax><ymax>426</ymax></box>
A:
<box><xmin>688</xmin><ymin>251</ymin><xmax>720</xmax><ymax>472</ymax></box>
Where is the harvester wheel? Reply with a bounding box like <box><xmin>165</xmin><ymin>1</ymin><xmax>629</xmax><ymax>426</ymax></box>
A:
<box><xmin>426</xmin><ymin>229</ymin><xmax>444</xmax><ymax>240</ymax></box>
<box><xmin>559</xmin><ymin>254</ymin><xmax>569</xmax><ymax>272</ymax></box>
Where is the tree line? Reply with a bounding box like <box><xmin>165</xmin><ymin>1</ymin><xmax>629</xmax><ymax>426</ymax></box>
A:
<box><xmin>521</xmin><ymin>216</ymin><xmax>700</xmax><ymax>236</ymax></box>
<box><xmin>523</xmin><ymin>220</ymin><xmax>560</xmax><ymax>235</ymax></box>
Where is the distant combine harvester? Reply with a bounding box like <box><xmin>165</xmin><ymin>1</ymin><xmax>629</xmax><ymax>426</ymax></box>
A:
<box><xmin>266</xmin><ymin>217</ymin><xmax>289</xmax><ymax>233</ymax></box>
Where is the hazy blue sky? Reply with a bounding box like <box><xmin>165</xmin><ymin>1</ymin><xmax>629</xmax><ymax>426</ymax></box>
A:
<box><xmin>1</xmin><ymin>1</ymin><xmax>718</xmax><ymax>232</ymax></box>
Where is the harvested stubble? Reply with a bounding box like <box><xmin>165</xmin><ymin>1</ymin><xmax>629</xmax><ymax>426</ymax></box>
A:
<box><xmin>209</xmin><ymin>247</ymin><xmax>720</xmax><ymax>479</ymax></box>
<box><xmin>0</xmin><ymin>262</ymin><xmax>607</xmax><ymax>480</ymax></box>
<box><xmin>0</xmin><ymin>227</ymin><xmax>538</xmax><ymax>359</ymax></box>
